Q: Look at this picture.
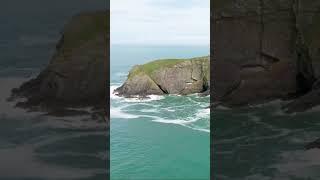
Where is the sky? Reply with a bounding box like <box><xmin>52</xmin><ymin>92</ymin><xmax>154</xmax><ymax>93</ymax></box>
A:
<box><xmin>111</xmin><ymin>0</ymin><xmax>209</xmax><ymax>46</ymax></box>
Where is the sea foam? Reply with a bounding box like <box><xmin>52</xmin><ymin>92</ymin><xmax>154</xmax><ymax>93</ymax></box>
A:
<box><xmin>110</xmin><ymin>83</ymin><xmax>210</xmax><ymax>133</ymax></box>
<box><xmin>110</xmin><ymin>106</ymin><xmax>139</xmax><ymax>119</ymax></box>
<box><xmin>110</xmin><ymin>85</ymin><xmax>164</xmax><ymax>102</ymax></box>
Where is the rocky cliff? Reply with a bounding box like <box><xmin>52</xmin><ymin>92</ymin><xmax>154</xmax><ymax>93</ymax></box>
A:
<box><xmin>213</xmin><ymin>0</ymin><xmax>320</xmax><ymax>112</ymax></box>
<box><xmin>9</xmin><ymin>11</ymin><xmax>108</xmax><ymax>113</ymax></box>
<box><xmin>115</xmin><ymin>56</ymin><xmax>210</xmax><ymax>97</ymax></box>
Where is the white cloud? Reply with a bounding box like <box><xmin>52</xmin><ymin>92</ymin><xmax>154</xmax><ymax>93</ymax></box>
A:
<box><xmin>111</xmin><ymin>0</ymin><xmax>210</xmax><ymax>45</ymax></box>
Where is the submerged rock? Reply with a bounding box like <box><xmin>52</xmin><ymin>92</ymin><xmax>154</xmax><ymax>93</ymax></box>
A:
<box><xmin>115</xmin><ymin>56</ymin><xmax>210</xmax><ymax>97</ymax></box>
<box><xmin>305</xmin><ymin>138</ymin><xmax>320</xmax><ymax>150</ymax></box>
<box><xmin>9</xmin><ymin>11</ymin><xmax>109</xmax><ymax>112</ymax></box>
<box><xmin>283</xmin><ymin>88</ymin><xmax>320</xmax><ymax>113</ymax></box>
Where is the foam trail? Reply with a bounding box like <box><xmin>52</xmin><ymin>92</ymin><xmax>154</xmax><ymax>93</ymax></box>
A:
<box><xmin>162</xmin><ymin>107</ymin><xmax>175</xmax><ymax>112</ymax></box>
<box><xmin>191</xmin><ymin>127</ymin><xmax>210</xmax><ymax>133</ymax></box>
<box><xmin>196</xmin><ymin>108</ymin><xmax>210</xmax><ymax>119</ymax></box>
<box><xmin>152</xmin><ymin>118</ymin><xmax>190</xmax><ymax>125</ymax></box>
<box><xmin>139</xmin><ymin>108</ymin><xmax>158</xmax><ymax>113</ymax></box>
<box><xmin>122</xmin><ymin>95</ymin><xmax>164</xmax><ymax>102</ymax></box>
<box><xmin>110</xmin><ymin>106</ymin><xmax>139</xmax><ymax>119</ymax></box>
<box><xmin>152</xmin><ymin>117</ymin><xmax>210</xmax><ymax>133</ymax></box>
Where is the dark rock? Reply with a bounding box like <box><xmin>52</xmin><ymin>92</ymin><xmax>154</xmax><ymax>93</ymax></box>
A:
<box><xmin>199</xmin><ymin>89</ymin><xmax>210</xmax><ymax>97</ymax></box>
<box><xmin>312</xmin><ymin>79</ymin><xmax>320</xmax><ymax>90</ymax></box>
<box><xmin>115</xmin><ymin>56</ymin><xmax>210</xmax><ymax>97</ymax></box>
<box><xmin>213</xmin><ymin>0</ymin><xmax>320</xmax><ymax>112</ymax></box>
<box><xmin>283</xmin><ymin>88</ymin><xmax>320</xmax><ymax>113</ymax></box>
<box><xmin>9</xmin><ymin>11</ymin><xmax>109</xmax><ymax>113</ymax></box>
<box><xmin>305</xmin><ymin>138</ymin><xmax>320</xmax><ymax>150</ymax></box>
<box><xmin>212</xmin><ymin>61</ymin><xmax>241</xmax><ymax>101</ymax></box>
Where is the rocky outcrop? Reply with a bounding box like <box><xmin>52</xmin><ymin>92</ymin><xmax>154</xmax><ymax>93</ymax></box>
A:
<box><xmin>115</xmin><ymin>56</ymin><xmax>210</xmax><ymax>97</ymax></box>
<box><xmin>283</xmin><ymin>79</ymin><xmax>320</xmax><ymax>113</ymax></box>
<box><xmin>305</xmin><ymin>138</ymin><xmax>320</xmax><ymax>150</ymax></box>
<box><xmin>213</xmin><ymin>0</ymin><xmax>320</xmax><ymax>112</ymax></box>
<box><xmin>9</xmin><ymin>11</ymin><xmax>108</xmax><ymax>113</ymax></box>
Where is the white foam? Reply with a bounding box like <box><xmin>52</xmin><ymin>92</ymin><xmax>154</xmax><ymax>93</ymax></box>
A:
<box><xmin>110</xmin><ymin>85</ymin><xmax>122</xmax><ymax>100</ymax></box>
<box><xmin>110</xmin><ymin>85</ymin><xmax>165</xmax><ymax>102</ymax></box>
<box><xmin>110</xmin><ymin>84</ymin><xmax>210</xmax><ymax>132</ymax></box>
<box><xmin>123</xmin><ymin>95</ymin><xmax>164</xmax><ymax>102</ymax></box>
<box><xmin>152</xmin><ymin>118</ymin><xmax>210</xmax><ymax>133</ymax></box>
<box><xmin>110</xmin><ymin>106</ymin><xmax>139</xmax><ymax>119</ymax></box>
<box><xmin>162</xmin><ymin>107</ymin><xmax>175</xmax><ymax>112</ymax></box>
<box><xmin>152</xmin><ymin>118</ymin><xmax>190</xmax><ymax>125</ymax></box>
<box><xmin>151</xmin><ymin>114</ymin><xmax>210</xmax><ymax>133</ymax></box>
<box><xmin>190</xmin><ymin>127</ymin><xmax>210</xmax><ymax>133</ymax></box>
<box><xmin>139</xmin><ymin>108</ymin><xmax>158</xmax><ymax>113</ymax></box>
<box><xmin>196</xmin><ymin>108</ymin><xmax>210</xmax><ymax>119</ymax></box>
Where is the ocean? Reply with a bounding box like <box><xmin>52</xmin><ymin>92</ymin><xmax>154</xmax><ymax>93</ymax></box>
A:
<box><xmin>110</xmin><ymin>45</ymin><xmax>210</xmax><ymax>179</ymax></box>
<box><xmin>214</xmin><ymin>101</ymin><xmax>320</xmax><ymax>180</ymax></box>
<box><xmin>0</xmin><ymin>1</ymin><xmax>107</xmax><ymax>179</ymax></box>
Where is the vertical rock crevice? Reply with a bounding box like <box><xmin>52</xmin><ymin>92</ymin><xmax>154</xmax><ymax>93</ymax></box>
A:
<box><xmin>293</xmin><ymin>0</ymin><xmax>316</xmax><ymax>96</ymax></box>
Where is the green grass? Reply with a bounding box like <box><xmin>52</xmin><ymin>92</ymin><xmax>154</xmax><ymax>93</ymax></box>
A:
<box><xmin>128</xmin><ymin>56</ymin><xmax>209</xmax><ymax>79</ymax></box>
<box><xmin>61</xmin><ymin>11</ymin><xmax>109</xmax><ymax>50</ymax></box>
<box><xmin>141</xmin><ymin>59</ymin><xmax>185</xmax><ymax>74</ymax></box>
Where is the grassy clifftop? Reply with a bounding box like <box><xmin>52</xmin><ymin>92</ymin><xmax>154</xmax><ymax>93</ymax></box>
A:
<box><xmin>116</xmin><ymin>56</ymin><xmax>210</xmax><ymax>96</ymax></box>
<box><xmin>58</xmin><ymin>11</ymin><xmax>108</xmax><ymax>51</ymax></box>
<box><xmin>10</xmin><ymin>10</ymin><xmax>109</xmax><ymax>112</ymax></box>
<box><xmin>128</xmin><ymin>56</ymin><xmax>210</xmax><ymax>80</ymax></box>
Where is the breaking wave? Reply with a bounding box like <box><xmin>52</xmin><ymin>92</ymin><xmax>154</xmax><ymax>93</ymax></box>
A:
<box><xmin>110</xmin><ymin>83</ymin><xmax>210</xmax><ymax>133</ymax></box>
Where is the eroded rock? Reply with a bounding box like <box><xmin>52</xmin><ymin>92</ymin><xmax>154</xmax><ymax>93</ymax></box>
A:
<box><xmin>115</xmin><ymin>56</ymin><xmax>210</xmax><ymax>96</ymax></box>
<box><xmin>212</xmin><ymin>0</ymin><xmax>320</xmax><ymax>112</ymax></box>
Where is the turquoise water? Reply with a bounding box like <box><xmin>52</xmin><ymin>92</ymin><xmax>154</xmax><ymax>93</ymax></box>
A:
<box><xmin>110</xmin><ymin>45</ymin><xmax>210</xmax><ymax>179</ymax></box>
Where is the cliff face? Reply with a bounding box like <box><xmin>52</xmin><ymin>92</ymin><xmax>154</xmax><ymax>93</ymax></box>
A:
<box><xmin>213</xmin><ymin>0</ymin><xmax>320</xmax><ymax>112</ymax></box>
<box><xmin>10</xmin><ymin>11</ymin><xmax>108</xmax><ymax>111</ymax></box>
<box><xmin>115</xmin><ymin>56</ymin><xmax>210</xmax><ymax>97</ymax></box>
